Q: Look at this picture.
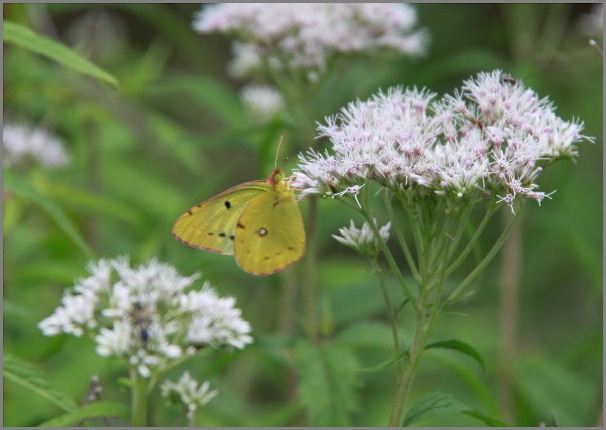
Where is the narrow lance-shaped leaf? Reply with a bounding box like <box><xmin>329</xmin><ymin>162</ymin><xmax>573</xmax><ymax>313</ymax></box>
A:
<box><xmin>38</xmin><ymin>401</ymin><xmax>130</xmax><ymax>427</ymax></box>
<box><xmin>426</xmin><ymin>339</ymin><xmax>485</xmax><ymax>370</ymax></box>
<box><xmin>5</xmin><ymin>172</ymin><xmax>95</xmax><ymax>259</ymax></box>
<box><xmin>3</xmin><ymin>354</ymin><xmax>78</xmax><ymax>412</ymax></box>
<box><xmin>3</xmin><ymin>21</ymin><xmax>118</xmax><ymax>88</ymax></box>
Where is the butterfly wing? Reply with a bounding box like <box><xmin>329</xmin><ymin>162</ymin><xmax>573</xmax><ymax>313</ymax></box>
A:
<box><xmin>172</xmin><ymin>181</ymin><xmax>270</xmax><ymax>255</ymax></box>
<box><xmin>234</xmin><ymin>184</ymin><xmax>305</xmax><ymax>275</ymax></box>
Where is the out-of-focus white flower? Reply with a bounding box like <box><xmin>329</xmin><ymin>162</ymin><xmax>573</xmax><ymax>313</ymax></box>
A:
<box><xmin>39</xmin><ymin>256</ymin><xmax>253</xmax><ymax>377</ymax></box>
<box><xmin>578</xmin><ymin>4</ymin><xmax>603</xmax><ymax>37</ymax></box>
<box><xmin>161</xmin><ymin>371</ymin><xmax>217</xmax><ymax>421</ymax></box>
<box><xmin>333</xmin><ymin>219</ymin><xmax>391</xmax><ymax>257</ymax></box>
<box><xmin>240</xmin><ymin>85</ymin><xmax>284</xmax><ymax>123</ymax></box>
<box><xmin>193</xmin><ymin>3</ymin><xmax>428</xmax><ymax>78</ymax></box>
<box><xmin>3</xmin><ymin>122</ymin><xmax>70</xmax><ymax>168</ymax></box>
<box><xmin>293</xmin><ymin>70</ymin><xmax>592</xmax><ymax>211</ymax></box>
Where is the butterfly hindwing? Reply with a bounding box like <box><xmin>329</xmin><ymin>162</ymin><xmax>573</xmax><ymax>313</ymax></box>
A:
<box><xmin>234</xmin><ymin>183</ymin><xmax>305</xmax><ymax>275</ymax></box>
<box><xmin>172</xmin><ymin>181</ymin><xmax>270</xmax><ymax>255</ymax></box>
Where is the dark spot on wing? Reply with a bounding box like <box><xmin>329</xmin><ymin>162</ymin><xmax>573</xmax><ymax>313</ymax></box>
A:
<box><xmin>224</xmin><ymin>201</ymin><xmax>231</xmax><ymax>209</ymax></box>
<box><xmin>229</xmin><ymin>235</ymin><xmax>235</xmax><ymax>241</ymax></box>
<box><xmin>196</xmin><ymin>203</ymin><xmax>202</xmax><ymax>208</ymax></box>
<box><xmin>219</xmin><ymin>233</ymin><xmax>226</xmax><ymax>238</ymax></box>
<box><xmin>208</xmin><ymin>232</ymin><xmax>214</xmax><ymax>236</ymax></box>
<box><xmin>187</xmin><ymin>210</ymin><xmax>193</xmax><ymax>215</ymax></box>
<box><xmin>264</xmin><ymin>256</ymin><xmax>270</xmax><ymax>260</ymax></box>
<box><xmin>236</xmin><ymin>222</ymin><xmax>245</xmax><ymax>229</ymax></box>
<box><xmin>287</xmin><ymin>246</ymin><xmax>294</xmax><ymax>251</ymax></box>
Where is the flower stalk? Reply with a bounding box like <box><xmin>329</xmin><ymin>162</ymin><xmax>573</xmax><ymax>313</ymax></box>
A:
<box><xmin>131</xmin><ymin>368</ymin><xmax>149</xmax><ymax>426</ymax></box>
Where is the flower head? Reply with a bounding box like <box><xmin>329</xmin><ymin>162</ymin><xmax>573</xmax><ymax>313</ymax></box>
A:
<box><xmin>39</xmin><ymin>257</ymin><xmax>253</xmax><ymax>377</ymax></box>
<box><xmin>333</xmin><ymin>219</ymin><xmax>391</xmax><ymax>258</ymax></box>
<box><xmin>161</xmin><ymin>371</ymin><xmax>217</xmax><ymax>421</ymax></box>
<box><xmin>193</xmin><ymin>3</ymin><xmax>428</xmax><ymax>78</ymax></box>
<box><xmin>293</xmin><ymin>70</ymin><xmax>592</xmax><ymax>211</ymax></box>
<box><xmin>3</xmin><ymin>122</ymin><xmax>70</xmax><ymax>168</ymax></box>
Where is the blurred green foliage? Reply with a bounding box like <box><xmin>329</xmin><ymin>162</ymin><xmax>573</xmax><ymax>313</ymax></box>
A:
<box><xmin>3</xmin><ymin>3</ymin><xmax>602</xmax><ymax>426</ymax></box>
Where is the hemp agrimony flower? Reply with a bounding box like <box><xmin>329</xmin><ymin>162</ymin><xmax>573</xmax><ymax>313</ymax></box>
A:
<box><xmin>161</xmin><ymin>371</ymin><xmax>217</xmax><ymax>423</ymax></box>
<box><xmin>3</xmin><ymin>122</ymin><xmax>70</xmax><ymax>168</ymax></box>
<box><xmin>293</xmin><ymin>70</ymin><xmax>593</xmax><ymax>426</ymax></box>
<box><xmin>334</xmin><ymin>220</ymin><xmax>391</xmax><ymax>258</ymax></box>
<box><xmin>294</xmin><ymin>70</ymin><xmax>592</xmax><ymax>211</ymax></box>
<box><xmin>39</xmin><ymin>256</ymin><xmax>253</xmax><ymax>378</ymax></box>
<box><xmin>193</xmin><ymin>3</ymin><xmax>427</xmax><ymax>79</ymax></box>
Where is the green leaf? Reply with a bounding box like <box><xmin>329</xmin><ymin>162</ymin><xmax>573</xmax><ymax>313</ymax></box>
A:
<box><xmin>3</xmin><ymin>21</ymin><xmax>118</xmax><ymax>88</ymax></box>
<box><xmin>3</xmin><ymin>353</ymin><xmax>78</xmax><ymax>412</ymax></box>
<box><xmin>356</xmin><ymin>350</ymin><xmax>409</xmax><ymax>373</ymax></box>
<box><xmin>38</xmin><ymin>401</ymin><xmax>129</xmax><ymax>427</ymax></box>
<box><xmin>4</xmin><ymin>172</ymin><xmax>95</xmax><ymax>259</ymax></box>
<box><xmin>295</xmin><ymin>341</ymin><xmax>360</xmax><ymax>426</ymax></box>
<box><xmin>403</xmin><ymin>391</ymin><xmax>507</xmax><ymax>426</ymax></box>
<box><xmin>403</xmin><ymin>391</ymin><xmax>468</xmax><ymax>426</ymax></box>
<box><xmin>426</xmin><ymin>339</ymin><xmax>485</xmax><ymax>370</ymax></box>
<box><xmin>152</xmin><ymin>74</ymin><xmax>243</xmax><ymax>127</ymax></box>
<box><xmin>462</xmin><ymin>409</ymin><xmax>508</xmax><ymax>427</ymax></box>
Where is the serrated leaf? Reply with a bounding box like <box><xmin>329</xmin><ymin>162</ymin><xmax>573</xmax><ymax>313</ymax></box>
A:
<box><xmin>3</xmin><ymin>353</ymin><xmax>78</xmax><ymax>412</ymax></box>
<box><xmin>426</xmin><ymin>339</ymin><xmax>485</xmax><ymax>370</ymax></box>
<box><xmin>403</xmin><ymin>391</ymin><xmax>468</xmax><ymax>426</ymax></box>
<box><xmin>4</xmin><ymin>172</ymin><xmax>95</xmax><ymax>258</ymax></box>
<box><xmin>295</xmin><ymin>341</ymin><xmax>360</xmax><ymax>426</ymax></box>
<box><xmin>38</xmin><ymin>401</ymin><xmax>129</xmax><ymax>427</ymax></box>
<box><xmin>4</xmin><ymin>21</ymin><xmax>118</xmax><ymax>88</ymax></box>
<box><xmin>403</xmin><ymin>391</ymin><xmax>506</xmax><ymax>427</ymax></box>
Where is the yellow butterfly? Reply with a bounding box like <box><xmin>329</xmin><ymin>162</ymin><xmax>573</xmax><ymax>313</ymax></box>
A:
<box><xmin>172</xmin><ymin>169</ymin><xmax>305</xmax><ymax>276</ymax></box>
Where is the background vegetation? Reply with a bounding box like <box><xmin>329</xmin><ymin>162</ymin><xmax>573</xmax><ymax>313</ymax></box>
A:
<box><xmin>4</xmin><ymin>3</ymin><xmax>602</xmax><ymax>426</ymax></box>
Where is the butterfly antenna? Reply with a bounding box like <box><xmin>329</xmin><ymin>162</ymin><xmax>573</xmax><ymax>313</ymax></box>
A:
<box><xmin>275</xmin><ymin>135</ymin><xmax>284</xmax><ymax>170</ymax></box>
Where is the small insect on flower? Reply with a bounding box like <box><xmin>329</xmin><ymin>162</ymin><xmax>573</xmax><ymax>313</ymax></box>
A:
<box><xmin>131</xmin><ymin>302</ymin><xmax>151</xmax><ymax>347</ymax></box>
<box><xmin>39</xmin><ymin>257</ymin><xmax>253</xmax><ymax>378</ymax></box>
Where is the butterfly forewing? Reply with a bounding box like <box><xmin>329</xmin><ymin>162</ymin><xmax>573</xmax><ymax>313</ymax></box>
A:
<box><xmin>172</xmin><ymin>182</ymin><xmax>270</xmax><ymax>255</ymax></box>
<box><xmin>234</xmin><ymin>185</ymin><xmax>305</xmax><ymax>275</ymax></box>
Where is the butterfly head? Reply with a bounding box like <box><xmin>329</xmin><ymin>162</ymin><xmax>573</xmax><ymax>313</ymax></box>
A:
<box><xmin>267</xmin><ymin>169</ymin><xmax>286</xmax><ymax>187</ymax></box>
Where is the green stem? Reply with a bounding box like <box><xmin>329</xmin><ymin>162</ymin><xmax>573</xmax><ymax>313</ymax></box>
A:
<box><xmin>446</xmin><ymin>204</ymin><xmax>497</xmax><ymax>277</ymax></box>
<box><xmin>388</xmin><ymin>293</ymin><xmax>433</xmax><ymax>426</ymax></box>
<box><xmin>383</xmin><ymin>192</ymin><xmax>420</xmax><ymax>283</ymax></box>
<box><xmin>363</xmin><ymin>207</ymin><xmax>418</xmax><ymax>310</ymax></box>
<box><xmin>371</xmin><ymin>258</ymin><xmax>402</xmax><ymax>371</ymax></box>
<box><xmin>304</xmin><ymin>197</ymin><xmax>319</xmax><ymax>343</ymax></box>
<box><xmin>447</xmin><ymin>210</ymin><xmax>518</xmax><ymax>303</ymax></box>
<box><xmin>130</xmin><ymin>369</ymin><xmax>149</xmax><ymax>426</ymax></box>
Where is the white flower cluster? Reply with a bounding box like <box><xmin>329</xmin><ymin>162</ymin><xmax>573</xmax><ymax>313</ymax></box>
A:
<box><xmin>293</xmin><ymin>70</ymin><xmax>592</xmax><ymax>210</ymax></box>
<box><xmin>3</xmin><ymin>122</ymin><xmax>70</xmax><ymax>168</ymax></box>
<box><xmin>193</xmin><ymin>3</ymin><xmax>427</xmax><ymax>78</ymax></box>
<box><xmin>240</xmin><ymin>85</ymin><xmax>284</xmax><ymax>123</ymax></box>
<box><xmin>39</xmin><ymin>257</ymin><xmax>253</xmax><ymax>377</ymax></box>
<box><xmin>161</xmin><ymin>371</ymin><xmax>217</xmax><ymax>420</ymax></box>
<box><xmin>333</xmin><ymin>220</ymin><xmax>391</xmax><ymax>257</ymax></box>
